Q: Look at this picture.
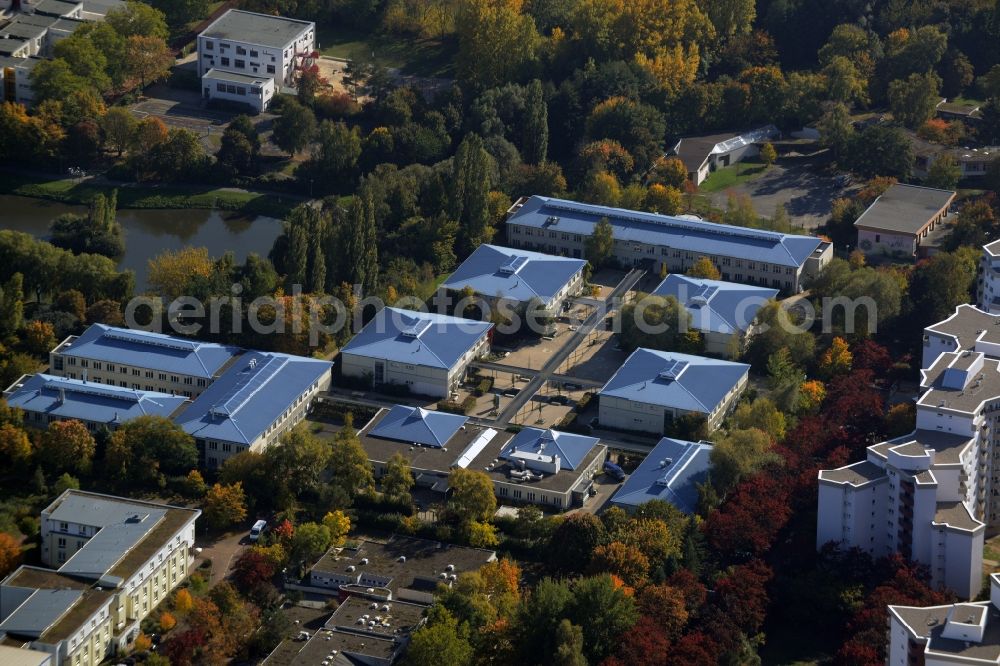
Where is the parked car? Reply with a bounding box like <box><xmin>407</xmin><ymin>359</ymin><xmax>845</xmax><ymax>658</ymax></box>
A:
<box><xmin>249</xmin><ymin>519</ymin><xmax>267</xmax><ymax>543</ymax></box>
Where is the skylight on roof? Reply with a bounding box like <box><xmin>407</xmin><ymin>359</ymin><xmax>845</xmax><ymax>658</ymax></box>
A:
<box><xmin>657</xmin><ymin>360</ymin><xmax>689</xmax><ymax>382</ymax></box>
<box><xmin>209</xmin><ymin>355</ymin><xmax>288</xmax><ymax>418</ymax></box>
<box><xmin>498</xmin><ymin>255</ymin><xmax>530</xmax><ymax>275</ymax></box>
<box><xmin>399</xmin><ymin>319</ymin><xmax>432</xmax><ymax>339</ymax></box>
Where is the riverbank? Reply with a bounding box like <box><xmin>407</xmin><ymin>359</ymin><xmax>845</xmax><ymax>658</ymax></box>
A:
<box><xmin>0</xmin><ymin>173</ymin><xmax>301</xmax><ymax>218</ymax></box>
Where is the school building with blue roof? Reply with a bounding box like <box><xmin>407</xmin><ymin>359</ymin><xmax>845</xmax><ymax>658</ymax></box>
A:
<box><xmin>340</xmin><ymin>307</ymin><xmax>493</xmax><ymax>398</ymax></box>
<box><xmin>598</xmin><ymin>349</ymin><xmax>749</xmax><ymax>434</ymax></box>
<box><xmin>3</xmin><ymin>374</ymin><xmax>189</xmax><ymax>432</ymax></box>
<box><xmin>439</xmin><ymin>244</ymin><xmax>586</xmax><ymax>311</ymax></box>
<box><xmin>505</xmin><ymin>196</ymin><xmax>832</xmax><ymax>292</ymax></box>
<box><xmin>610</xmin><ymin>438</ymin><xmax>714</xmax><ymax>514</ymax></box>
<box><xmin>174</xmin><ymin>350</ymin><xmax>332</xmax><ymax>469</ymax></box>
<box><xmin>49</xmin><ymin>324</ymin><xmax>242</xmax><ymax>398</ymax></box>
<box><xmin>651</xmin><ymin>274</ymin><xmax>778</xmax><ymax>355</ymax></box>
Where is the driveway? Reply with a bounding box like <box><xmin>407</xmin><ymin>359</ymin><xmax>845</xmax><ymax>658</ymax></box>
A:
<box><xmin>708</xmin><ymin>158</ymin><xmax>857</xmax><ymax>230</ymax></box>
<box><xmin>195</xmin><ymin>529</ymin><xmax>247</xmax><ymax>587</ymax></box>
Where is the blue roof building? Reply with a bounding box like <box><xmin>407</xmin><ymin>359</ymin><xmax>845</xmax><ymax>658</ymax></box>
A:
<box><xmin>651</xmin><ymin>274</ymin><xmax>778</xmax><ymax>355</ymax></box>
<box><xmin>340</xmin><ymin>307</ymin><xmax>493</xmax><ymax>398</ymax></box>
<box><xmin>598</xmin><ymin>349</ymin><xmax>749</xmax><ymax>434</ymax></box>
<box><xmin>368</xmin><ymin>405</ymin><xmax>468</xmax><ymax>448</ymax></box>
<box><xmin>50</xmin><ymin>324</ymin><xmax>242</xmax><ymax>398</ymax></box>
<box><xmin>500</xmin><ymin>427</ymin><xmax>600</xmax><ymax>473</ymax></box>
<box><xmin>506</xmin><ymin>196</ymin><xmax>832</xmax><ymax>292</ymax></box>
<box><xmin>174</xmin><ymin>350</ymin><xmax>331</xmax><ymax>467</ymax></box>
<box><xmin>610</xmin><ymin>438</ymin><xmax>714</xmax><ymax>513</ymax></box>
<box><xmin>3</xmin><ymin>373</ymin><xmax>188</xmax><ymax>430</ymax></box>
<box><xmin>440</xmin><ymin>244</ymin><xmax>586</xmax><ymax>310</ymax></box>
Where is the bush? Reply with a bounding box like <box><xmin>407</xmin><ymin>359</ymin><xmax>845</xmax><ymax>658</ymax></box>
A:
<box><xmin>355</xmin><ymin>510</ymin><xmax>405</xmax><ymax>532</ymax></box>
<box><xmin>314</xmin><ymin>92</ymin><xmax>362</xmax><ymax>118</ymax></box>
<box><xmin>437</xmin><ymin>396</ymin><xmax>477</xmax><ymax>415</ymax></box>
<box><xmin>473</xmin><ymin>377</ymin><xmax>494</xmax><ymax>397</ymax></box>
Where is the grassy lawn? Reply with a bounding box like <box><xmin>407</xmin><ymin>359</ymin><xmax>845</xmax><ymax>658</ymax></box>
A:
<box><xmin>950</xmin><ymin>95</ymin><xmax>984</xmax><ymax>106</ymax></box>
<box><xmin>698</xmin><ymin>159</ymin><xmax>768</xmax><ymax>193</ymax></box>
<box><xmin>316</xmin><ymin>24</ymin><xmax>455</xmax><ymax>78</ymax></box>
<box><xmin>0</xmin><ymin>173</ymin><xmax>299</xmax><ymax>218</ymax></box>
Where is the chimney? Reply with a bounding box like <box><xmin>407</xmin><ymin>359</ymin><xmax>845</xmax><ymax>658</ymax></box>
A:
<box><xmin>58</xmin><ymin>388</ymin><xmax>65</xmax><ymax>404</ymax></box>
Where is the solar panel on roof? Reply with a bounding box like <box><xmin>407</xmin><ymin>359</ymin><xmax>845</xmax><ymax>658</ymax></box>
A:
<box><xmin>657</xmin><ymin>360</ymin><xmax>689</xmax><ymax>382</ymax></box>
<box><xmin>43</xmin><ymin>378</ymin><xmax>143</xmax><ymax>403</ymax></box>
<box><xmin>103</xmin><ymin>329</ymin><xmax>199</xmax><ymax>352</ymax></box>
<box><xmin>209</xmin><ymin>355</ymin><xmax>288</xmax><ymax>418</ymax></box>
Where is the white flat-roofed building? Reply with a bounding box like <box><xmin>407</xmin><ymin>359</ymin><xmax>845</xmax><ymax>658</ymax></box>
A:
<box><xmin>0</xmin><ymin>491</ymin><xmax>199</xmax><ymax>665</ymax></box>
<box><xmin>201</xmin><ymin>68</ymin><xmax>274</xmax><ymax>113</ymax></box>
<box><xmin>197</xmin><ymin>9</ymin><xmax>314</xmax><ymax>110</ymax></box>
<box><xmin>888</xmin><ymin>573</ymin><xmax>1000</xmax><ymax>665</ymax></box>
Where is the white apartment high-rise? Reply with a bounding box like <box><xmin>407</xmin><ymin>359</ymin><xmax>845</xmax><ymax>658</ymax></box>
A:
<box><xmin>980</xmin><ymin>239</ymin><xmax>1000</xmax><ymax>315</ymax></box>
<box><xmin>817</xmin><ymin>347</ymin><xmax>1000</xmax><ymax>599</ymax></box>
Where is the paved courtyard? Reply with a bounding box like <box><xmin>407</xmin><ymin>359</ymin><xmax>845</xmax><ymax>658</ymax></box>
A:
<box><xmin>707</xmin><ymin>158</ymin><xmax>858</xmax><ymax>229</ymax></box>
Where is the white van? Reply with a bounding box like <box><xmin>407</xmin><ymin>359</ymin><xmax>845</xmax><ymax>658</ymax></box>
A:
<box><xmin>249</xmin><ymin>520</ymin><xmax>267</xmax><ymax>543</ymax></box>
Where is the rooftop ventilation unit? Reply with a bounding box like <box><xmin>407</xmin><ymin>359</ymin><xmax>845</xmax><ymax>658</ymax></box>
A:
<box><xmin>399</xmin><ymin>319</ymin><xmax>432</xmax><ymax>339</ymax></box>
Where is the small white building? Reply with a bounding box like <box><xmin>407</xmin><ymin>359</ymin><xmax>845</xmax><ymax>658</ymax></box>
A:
<box><xmin>668</xmin><ymin>126</ymin><xmax>780</xmax><ymax>185</ymax></box>
<box><xmin>888</xmin><ymin>573</ymin><xmax>1000</xmax><ymax>665</ymax></box>
<box><xmin>598</xmin><ymin>349</ymin><xmax>749</xmax><ymax>434</ymax></box>
<box><xmin>197</xmin><ymin>9</ymin><xmax>315</xmax><ymax>110</ymax></box>
<box><xmin>340</xmin><ymin>308</ymin><xmax>492</xmax><ymax>399</ymax></box>
<box><xmin>853</xmin><ymin>183</ymin><xmax>955</xmax><ymax>258</ymax></box>
<box><xmin>201</xmin><ymin>68</ymin><xmax>274</xmax><ymax>113</ymax></box>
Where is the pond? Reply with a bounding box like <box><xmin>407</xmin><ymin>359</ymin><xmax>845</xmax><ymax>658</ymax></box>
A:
<box><xmin>0</xmin><ymin>195</ymin><xmax>284</xmax><ymax>291</ymax></box>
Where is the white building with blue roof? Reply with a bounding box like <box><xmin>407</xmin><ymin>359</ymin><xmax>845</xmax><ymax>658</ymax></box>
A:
<box><xmin>610</xmin><ymin>438</ymin><xmax>713</xmax><ymax>513</ymax></box>
<box><xmin>340</xmin><ymin>307</ymin><xmax>492</xmax><ymax>398</ymax></box>
<box><xmin>49</xmin><ymin>324</ymin><xmax>242</xmax><ymax>399</ymax></box>
<box><xmin>652</xmin><ymin>274</ymin><xmax>778</xmax><ymax>356</ymax></box>
<box><xmin>3</xmin><ymin>374</ymin><xmax>188</xmax><ymax>432</ymax></box>
<box><xmin>174</xmin><ymin>350</ymin><xmax>331</xmax><ymax>468</ymax></box>
<box><xmin>506</xmin><ymin>196</ymin><xmax>832</xmax><ymax>292</ymax></box>
<box><xmin>439</xmin><ymin>244</ymin><xmax>586</xmax><ymax>312</ymax></box>
<box><xmin>598</xmin><ymin>349</ymin><xmax>749</xmax><ymax>434</ymax></box>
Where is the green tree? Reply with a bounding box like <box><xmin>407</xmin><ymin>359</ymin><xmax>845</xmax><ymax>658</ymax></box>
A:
<box><xmin>53</xmin><ymin>37</ymin><xmax>112</xmax><ymax>94</ymax></box>
<box><xmin>327</xmin><ymin>425</ymin><xmax>375</xmax><ymax>505</ymax></box>
<box><xmin>105</xmin><ymin>0</ymin><xmax>169</xmax><ymax>39</ymax></box>
<box><xmin>448</xmin><ymin>468</ymin><xmax>496</xmax><ymax>524</ymax></box>
<box><xmin>0</xmin><ymin>423</ymin><xmax>31</xmax><ymax>468</ymax></box>
<box><xmin>290</xmin><ymin>522</ymin><xmax>331</xmax><ymax>563</ymax></box>
<box><xmin>731</xmin><ymin>397</ymin><xmax>787</xmax><ymax>440</ymax></box>
<box><xmin>322</xmin><ymin>510</ymin><xmax>351</xmax><ymax>547</ymax></box>
<box><xmin>553</xmin><ymin>619</ymin><xmax>588</xmax><ymax>666</ymax></box>
<box><xmin>31</xmin><ymin>59</ymin><xmax>89</xmax><ymax>102</ymax></box>
<box><xmin>382</xmin><ymin>453</ymin><xmax>414</xmax><ymax>500</ymax></box>
<box><xmin>847</xmin><ymin>125</ymin><xmax>913</xmax><ymax>179</ymax></box>
<box><xmin>0</xmin><ymin>273</ymin><xmax>25</xmax><ymax>336</ymax></box>
<box><xmin>618</xmin><ymin>295</ymin><xmax>701</xmax><ymax>354</ymax></box>
<box><xmin>346</xmin><ymin>194</ymin><xmax>379</xmax><ymax>293</ymax></box>
<box><xmin>566</xmin><ymin>574</ymin><xmax>639</xmax><ymax>663</ymax></box>
<box><xmin>817</xmin><ymin>102</ymin><xmax>854</xmax><ymax>163</ymax></box>
<box><xmin>888</xmin><ymin>72</ymin><xmax>942</xmax><ymax>129</ymax></box>
<box><xmin>523</xmin><ymin>79</ymin><xmax>548</xmax><ymax>164</ymax></box>
<box><xmin>105</xmin><ymin>415</ymin><xmax>197</xmax><ymax>487</ymax></box>
<box><xmin>266</xmin><ymin>426</ymin><xmax>332</xmax><ymax>509</ymax></box>
<box><xmin>455</xmin><ymin>0</ymin><xmax>539</xmax><ymax>90</ymax></box>
<box><xmin>149</xmin><ymin>0</ymin><xmax>205</xmax><ymax>29</ymax></box>
<box><xmin>941</xmin><ymin>49</ymin><xmax>974</xmax><ymax>99</ymax></box>
<box><xmin>822</xmin><ymin>56</ymin><xmax>869</xmax><ymax>107</ymax></box>
<box><xmin>909</xmin><ymin>247</ymin><xmax>979</xmax><ymax>328</ymax></box>
<box><xmin>54</xmin><ymin>472</ymin><xmax>80</xmax><ymax>495</ymax></box>
<box><xmin>306</xmin><ymin>120</ymin><xmax>361</xmax><ymax>184</ymax></box>
<box><xmin>101</xmin><ymin>107</ymin><xmax>137</xmax><ymax>157</ymax></box>
<box><xmin>272</xmin><ymin>100</ymin><xmax>317</xmax><ymax>156</ymax></box>
<box><xmin>926</xmin><ymin>154</ymin><xmax>961</xmax><ymax>190</ymax></box>
<box><xmin>584</xmin><ymin>217</ymin><xmax>614</xmax><ymax>269</ymax></box>
<box><xmin>404</xmin><ymin>607</ymin><xmax>473</xmax><ymax>666</ymax></box>
<box><xmin>709</xmin><ymin>427</ymin><xmax>781</xmax><ymax>494</ymax></box>
<box><xmin>451</xmin><ymin>133</ymin><xmax>496</xmax><ymax>254</ymax></box>
<box><xmin>701</xmin><ymin>0</ymin><xmax>755</xmax><ymax>38</ymax></box>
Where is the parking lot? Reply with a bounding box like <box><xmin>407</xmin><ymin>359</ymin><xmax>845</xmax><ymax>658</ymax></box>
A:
<box><xmin>557</xmin><ymin>329</ymin><xmax>629</xmax><ymax>383</ymax></box>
